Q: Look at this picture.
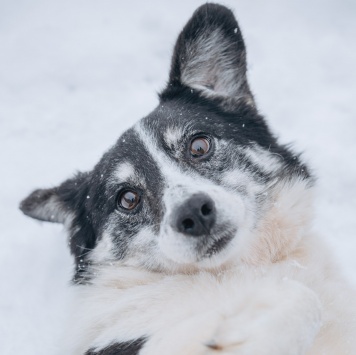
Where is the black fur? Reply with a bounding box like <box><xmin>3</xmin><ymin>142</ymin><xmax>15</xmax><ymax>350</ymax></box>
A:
<box><xmin>85</xmin><ymin>339</ymin><xmax>146</xmax><ymax>355</ymax></box>
<box><xmin>147</xmin><ymin>92</ymin><xmax>309</xmax><ymax>182</ymax></box>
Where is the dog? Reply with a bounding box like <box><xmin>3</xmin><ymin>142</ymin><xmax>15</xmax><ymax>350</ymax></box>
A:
<box><xmin>20</xmin><ymin>3</ymin><xmax>356</xmax><ymax>354</ymax></box>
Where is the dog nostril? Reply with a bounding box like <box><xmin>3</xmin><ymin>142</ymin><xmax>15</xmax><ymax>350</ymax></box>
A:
<box><xmin>201</xmin><ymin>203</ymin><xmax>212</xmax><ymax>216</ymax></box>
<box><xmin>182</xmin><ymin>218</ymin><xmax>195</xmax><ymax>230</ymax></box>
<box><xmin>174</xmin><ymin>194</ymin><xmax>216</xmax><ymax>236</ymax></box>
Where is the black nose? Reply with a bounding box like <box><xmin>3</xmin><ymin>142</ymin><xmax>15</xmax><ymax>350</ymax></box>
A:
<box><xmin>173</xmin><ymin>193</ymin><xmax>216</xmax><ymax>237</ymax></box>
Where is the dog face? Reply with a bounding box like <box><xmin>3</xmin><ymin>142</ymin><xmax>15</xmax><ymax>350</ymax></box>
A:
<box><xmin>20</xmin><ymin>4</ymin><xmax>310</xmax><ymax>279</ymax></box>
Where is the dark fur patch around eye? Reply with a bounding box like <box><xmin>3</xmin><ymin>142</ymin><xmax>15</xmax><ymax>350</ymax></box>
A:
<box><xmin>85</xmin><ymin>338</ymin><xmax>146</xmax><ymax>355</ymax></box>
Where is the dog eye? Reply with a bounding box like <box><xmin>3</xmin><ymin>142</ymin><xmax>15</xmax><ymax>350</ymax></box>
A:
<box><xmin>190</xmin><ymin>136</ymin><xmax>211</xmax><ymax>157</ymax></box>
<box><xmin>118</xmin><ymin>190</ymin><xmax>140</xmax><ymax>210</ymax></box>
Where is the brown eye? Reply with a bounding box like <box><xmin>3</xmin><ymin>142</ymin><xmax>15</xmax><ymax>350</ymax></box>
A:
<box><xmin>190</xmin><ymin>136</ymin><xmax>211</xmax><ymax>157</ymax></box>
<box><xmin>118</xmin><ymin>190</ymin><xmax>140</xmax><ymax>210</ymax></box>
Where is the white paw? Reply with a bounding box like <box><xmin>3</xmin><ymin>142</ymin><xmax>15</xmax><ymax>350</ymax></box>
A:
<box><xmin>141</xmin><ymin>279</ymin><xmax>321</xmax><ymax>355</ymax></box>
<box><xmin>204</xmin><ymin>280</ymin><xmax>322</xmax><ymax>355</ymax></box>
<box><xmin>140</xmin><ymin>311</ymin><xmax>221</xmax><ymax>355</ymax></box>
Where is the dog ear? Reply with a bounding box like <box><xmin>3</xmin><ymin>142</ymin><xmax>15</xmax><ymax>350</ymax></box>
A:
<box><xmin>20</xmin><ymin>172</ymin><xmax>96</xmax><ymax>264</ymax></box>
<box><xmin>20</xmin><ymin>172</ymin><xmax>90</xmax><ymax>224</ymax></box>
<box><xmin>164</xmin><ymin>4</ymin><xmax>253</xmax><ymax>103</ymax></box>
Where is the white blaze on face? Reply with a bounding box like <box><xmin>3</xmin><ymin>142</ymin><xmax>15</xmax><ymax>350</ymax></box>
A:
<box><xmin>134</xmin><ymin>122</ymin><xmax>256</xmax><ymax>267</ymax></box>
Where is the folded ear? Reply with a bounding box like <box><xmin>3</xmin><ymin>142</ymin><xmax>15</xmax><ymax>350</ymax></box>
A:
<box><xmin>164</xmin><ymin>3</ymin><xmax>253</xmax><ymax>104</ymax></box>
<box><xmin>20</xmin><ymin>172</ymin><xmax>90</xmax><ymax>225</ymax></box>
<box><xmin>20</xmin><ymin>188</ymin><xmax>67</xmax><ymax>224</ymax></box>
<box><xmin>20</xmin><ymin>172</ymin><xmax>96</xmax><ymax>268</ymax></box>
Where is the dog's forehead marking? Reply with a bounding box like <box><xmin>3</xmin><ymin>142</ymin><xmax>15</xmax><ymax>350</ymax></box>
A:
<box><xmin>107</xmin><ymin>162</ymin><xmax>140</xmax><ymax>188</ymax></box>
<box><xmin>163</xmin><ymin>126</ymin><xmax>185</xmax><ymax>148</ymax></box>
<box><xmin>114</xmin><ymin>162</ymin><xmax>136</xmax><ymax>182</ymax></box>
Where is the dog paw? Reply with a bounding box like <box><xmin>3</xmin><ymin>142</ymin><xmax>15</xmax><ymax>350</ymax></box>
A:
<box><xmin>203</xmin><ymin>280</ymin><xmax>322</xmax><ymax>355</ymax></box>
<box><xmin>142</xmin><ymin>280</ymin><xmax>321</xmax><ymax>355</ymax></box>
<box><xmin>140</xmin><ymin>311</ymin><xmax>221</xmax><ymax>355</ymax></box>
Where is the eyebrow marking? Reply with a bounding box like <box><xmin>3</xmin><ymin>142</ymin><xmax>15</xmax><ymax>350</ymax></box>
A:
<box><xmin>113</xmin><ymin>162</ymin><xmax>135</xmax><ymax>183</ymax></box>
<box><xmin>163</xmin><ymin>126</ymin><xmax>184</xmax><ymax>148</ymax></box>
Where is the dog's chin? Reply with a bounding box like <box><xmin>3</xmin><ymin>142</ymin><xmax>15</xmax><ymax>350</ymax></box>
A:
<box><xmin>204</xmin><ymin>232</ymin><xmax>235</xmax><ymax>258</ymax></box>
<box><xmin>196</xmin><ymin>231</ymin><xmax>239</xmax><ymax>270</ymax></box>
<box><xmin>158</xmin><ymin>229</ymin><xmax>238</xmax><ymax>272</ymax></box>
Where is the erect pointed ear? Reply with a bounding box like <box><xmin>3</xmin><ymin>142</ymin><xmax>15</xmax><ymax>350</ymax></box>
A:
<box><xmin>163</xmin><ymin>3</ymin><xmax>253</xmax><ymax>104</ymax></box>
<box><xmin>20</xmin><ymin>172</ymin><xmax>96</xmax><ymax>267</ymax></box>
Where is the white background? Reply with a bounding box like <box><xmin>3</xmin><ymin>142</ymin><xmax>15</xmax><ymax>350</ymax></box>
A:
<box><xmin>0</xmin><ymin>1</ymin><xmax>355</xmax><ymax>353</ymax></box>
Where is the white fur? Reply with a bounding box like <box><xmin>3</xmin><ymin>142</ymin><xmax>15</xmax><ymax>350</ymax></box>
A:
<box><xmin>163</xmin><ymin>126</ymin><xmax>185</xmax><ymax>149</ymax></box>
<box><xmin>89</xmin><ymin>231</ymin><xmax>116</xmax><ymax>264</ymax></box>
<box><xmin>65</xmin><ymin>270</ymin><xmax>322</xmax><ymax>355</ymax></box>
<box><xmin>112</xmin><ymin>162</ymin><xmax>136</xmax><ymax>184</ymax></box>
<box><xmin>60</xmin><ymin>125</ymin><xmax>356</xmax><ymax>355</ymax></box>
<box><xmin>244</xmin><ymin>144</ymin><xmax>283</xmax><ymax>174</ymax></box>
<box><xmin>62</xmin><ymin>178</ymin><xmax>356</xmax><ymax>354</ymax></box>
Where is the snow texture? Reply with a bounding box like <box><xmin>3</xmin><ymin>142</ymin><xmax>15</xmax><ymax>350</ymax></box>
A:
<box><xmin>0</xmin><ymin>1</ymin><xmax>355</xmax><ymax>354</ymax></box>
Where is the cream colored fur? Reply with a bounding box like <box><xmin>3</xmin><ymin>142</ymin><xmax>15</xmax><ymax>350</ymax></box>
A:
<box><xmin>63</xmin><ymin>179</ymin><xmax>356</xmax><ymax>354</ymax></box>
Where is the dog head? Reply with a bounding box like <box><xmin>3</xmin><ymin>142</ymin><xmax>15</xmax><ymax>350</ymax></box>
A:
<box><xmin>20</xmin><ymin>4</ymin><xmax>312</xmax><ymax>280</ymax></box>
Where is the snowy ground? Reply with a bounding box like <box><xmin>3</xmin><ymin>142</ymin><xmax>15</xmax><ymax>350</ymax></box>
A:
<box><xmin>0</xmin><ymin>1</ymin><xmax>355</xmax><ymax>354</ymax></box>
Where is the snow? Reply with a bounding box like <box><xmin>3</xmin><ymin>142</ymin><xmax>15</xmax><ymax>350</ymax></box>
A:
<box><xmin>0</xmin><ymin>0</ymin><xmax>355</xmax><ymax>354</ymax></box>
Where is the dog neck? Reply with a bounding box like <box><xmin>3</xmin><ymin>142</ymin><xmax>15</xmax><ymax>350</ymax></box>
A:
<box><xmin>241</xmin><ymin>177</ymin><xmax>315</xmax><ymax>265</ymax></box>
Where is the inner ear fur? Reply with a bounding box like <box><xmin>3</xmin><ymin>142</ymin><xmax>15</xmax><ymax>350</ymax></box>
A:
<box><xmin>20</xmin><ymin>187</ymin><xmax>65</xmax><ymax>223</ymax></box>
<box><xmin>20</xmin><ymin>172</ymin><xmax>90</xmax><ymax>225</ymax></box>
<box><xmin>164</xmin><ymin>3</ymin><xmax>253</xmax><ymax>103</ymax></box>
